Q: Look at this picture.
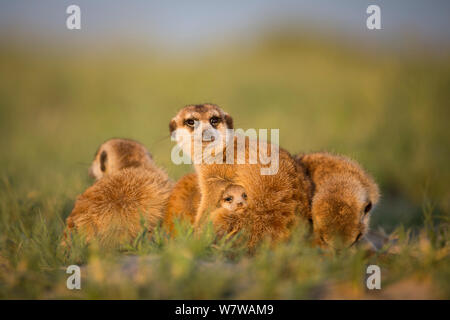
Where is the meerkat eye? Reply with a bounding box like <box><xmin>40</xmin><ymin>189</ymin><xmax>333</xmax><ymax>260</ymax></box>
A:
<box><xmin>185</xmin><ymin>119</ymin><xmax>195</xmax><ymax>127</ymax></box>
<box><xmin>210</xmin><ymin>116</ymin><xmax>220</xmax><ymax>127</ymax></box>
<box><xmin>224</xmin><ymin>196</ymin><xmax>233</xmax><ymax>202</ymax></box>
<box><xmin>364</xmin><ymin>201</ymin><xmax>372</xmax><ymax>214</ymax></box>
<box><xmin>242</xmin><ymin>193</ymin><xmax>247</xmax><ymax>200</ymax></box>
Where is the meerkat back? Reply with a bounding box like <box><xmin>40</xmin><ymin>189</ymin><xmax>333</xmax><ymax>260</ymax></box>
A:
<box><xmin>65</xmin><ymin>167</ymin><xmax>173</xmax><ymax>249</ymax></box>
<box><xmin>63</xmin><ymin>138</ymin><xmax>173</xmax><ymax>249</ymax></box>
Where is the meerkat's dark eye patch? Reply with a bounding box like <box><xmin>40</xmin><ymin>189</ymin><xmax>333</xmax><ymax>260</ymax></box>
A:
<box><xmin>184</xmin><ymin>119</ymin><xmax>195</xmax><ymax>127</ymax></box>
<box><xmin>224</xmin><ymin>196</ymin><xmax>233</xmax><ymax>202</ymax></box>
<box><xmin>210</xmin><ymin>116</ymin><xmax>220</xmax><ymax>127</ymax></box>
<box><xmin>364</xmin><ymin>201</ymin><xmax>372</xmax><ymax>214</ymax></box>
<box><xmin>100</xmin><ymin>150</ymin><xmax>107</xmax><ymax>172</ymax></box>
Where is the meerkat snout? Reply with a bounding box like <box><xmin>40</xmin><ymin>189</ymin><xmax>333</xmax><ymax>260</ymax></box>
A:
<box><xmin>295</xmin><ymin>152</ymin><xmax>379</xmax><ymax>250</ymax></box>
<box><xmin>310</xmin><ymin>175</ymin><xmax>377</xmax><ymax>250</ymax></box>
<box><xmin>220</xmin><ymin>185</ymin><xmax>248</xmax><ymax>212</ymax></box>
<box><xmin>88</xmin><ymin>164</ymin><xmax>96</xmax><ymax>179</ymax></box>
<box><xmin>314</xmin><ymin>189</ymin><xmax>372</xmax><ymax>249</ymax></box>
<box><xmin>202</xmin><ymin>129</ymin><xmax>216</xmax><ymax>142</ymax></box>
<box><xmin>89</xmin><ymin>138</ymin><xmax>153</xmax><ymax>180</ymax></box>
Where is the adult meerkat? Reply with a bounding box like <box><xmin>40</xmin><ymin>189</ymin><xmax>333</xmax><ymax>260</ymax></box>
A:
<box><xmin>163</xmin><ymin>173</ymin><xmax>201</xmax><ymax>234</ymax></box>
<box><xmin>62</xmin><ymin>139</ymin><xmax>173</xmax><ymax>249</ymax></box>
<box><xmin>295</xmin><ymin>152</ymin><xmax>380</xmax><ymax>249</ymax></box>
<box><xmin>89</xmin><ymin>138</ymin><xmax>154</xmax><ymax>180</ymax></box>
<box><xmin>164</xmin><ymin>103</ymin><xmax>231</xmax><ymax>234</ymax></box>
<box><xmin>169</xmin><ymin>104</ymin><xmax>311</xmax><ymax>248</ymax></box>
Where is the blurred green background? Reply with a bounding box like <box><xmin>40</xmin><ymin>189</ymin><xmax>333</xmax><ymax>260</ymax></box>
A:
<box><xmin>0</xmin><ymin>0</ymin><xmax>449</xmax><ymax>299</ymax></box>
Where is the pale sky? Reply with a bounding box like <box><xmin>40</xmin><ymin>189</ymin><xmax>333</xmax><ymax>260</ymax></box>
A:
<box><xmin>0</xmin><ymin>1</ymin><xmax>449</xmax><ymax>50</ymax></box>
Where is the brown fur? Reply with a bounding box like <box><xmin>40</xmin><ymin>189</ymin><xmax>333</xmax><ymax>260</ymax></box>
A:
<box><xmin>295</xmin><ymin>152</ymin><xmax>380</xmax><ymax>249</ymax></box>
<box><xmin>63</xmin><ymin>167</ymin><xmax>173</xmax><ymax>249</ymax></box>
<box><xmin>164</xmin><ymin>178</ymin><xmax>247</xmax><ymax>235</ymax></box>
<box><xmin>89</xmin><ymin>138</ymin><xmax>154</xmax><ymax>180</ymax></box>
<box><xmin>163</xmin><ymin>173</ymin><xmax>201</xmax><ymax>234</ymax></box>
<box><xmin>63</xmin><ymin>139</ymin><xmax>173</xmax><ymax>249</ymax></box>
<box><xmin>170</xmin><ymin>104</ymin><xmax>312</xmax><ymax>249</ymax></box>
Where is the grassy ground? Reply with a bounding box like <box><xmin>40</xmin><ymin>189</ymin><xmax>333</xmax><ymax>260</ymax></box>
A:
<box><xmin>0</xmin><ymin>33</ymin><xmax>449</xmax><ymax>299</ymax></box>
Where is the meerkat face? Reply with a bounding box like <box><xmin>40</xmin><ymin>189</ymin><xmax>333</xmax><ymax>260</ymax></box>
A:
<box><xmin>169</xmin><ymin>104</ymin><xmax>234</xmax><ymax>161</ymax></box>
<box><xmin>313</xmin><ymin>188</ymin><xmax>375</xmax><ymax>250</ymax></box>
<box><xmin>220</xmin><ymin>185</ymin><xmax>248</xmax><ymax>212</ymax></box>
<box><xmin>88</xmin><ymin>138</ymin><xmax>153</xmax><ymax>180</ymax></box>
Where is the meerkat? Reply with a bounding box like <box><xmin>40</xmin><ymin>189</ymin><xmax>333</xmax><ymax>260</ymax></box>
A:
<box><xmin>210</xmin><ymin>184</ymin><xmax>249</xmax><ymax>240</ymax></box>
<box><xmin>169</xmin><ymin>104</ymin><xmax>312</xmax><ymax>249</ymax></box>
<box><xmin>62</xmin><ymin>139</ymin><xmax>173</xmax><ymax>249</ymax></box>
<box><xmin>163</xmin><ymin>172</ymin><xmax>201</xmax><ymax>234</ymax></box>
<box><xmin>164</xmin><ymin>179</ymin><xmax>248</xmax><ymax>235</ymax></box>
<box><xmin>219</xmin><ymin>184</ymin><xmax>248</xmax><ymax>212</ymax></box>
<box><xmin>294</xmin><ymin>152</ymin><xmax>380</xmax><ymax>250</ymax></box>
<box><xmin>88</xmin><ymin>138</ymin><xmax>154</xmax><ymax>180</ymax></box>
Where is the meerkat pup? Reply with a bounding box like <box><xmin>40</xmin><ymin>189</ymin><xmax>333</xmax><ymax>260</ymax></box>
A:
<box><xmin>220</xmin><ymin>184</ymin><xmax>248</xmax><ymax>212</ymax></box>
<box><xmin>164</xmin><ymin>179</ymin><xmax>248</xmax><ymax>235</ymax></box>
<box><xmin>169</xmin><ymin>104</ymin><xmax>312</xmax><ymax>249</ymax></box>
<box><xmin>88</xmin><ymin>138</ymin><xmax>154</xmax><ymax>180</ymax></box>
<box><xmin>210</xmin><ymin>184</ymin><xmax>249</xmax><ymax>240</ymax></box>
<box><xmin>295</xmin><ymin>152</ymin><xmax>380</xmax><ymax>250</ymax></box>
<box><xmin>62</xmin><ymin>139</ymin><xmax>173</xmax><ymax>249</ymax></box>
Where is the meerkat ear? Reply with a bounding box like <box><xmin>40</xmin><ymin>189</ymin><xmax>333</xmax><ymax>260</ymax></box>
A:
<box><xmin>100</xmin><ymin>150</ymin><xmax>107</xmax><ymax>172</ymax></box>
<box><xmin>169</xmin><ymin>119</ymin><xmax>177</xmax><ymax>135</ymax></box>
<box><xmin>224</xmin><ymin>113</ymin><xmax>234</xmax><ymax>129</ymax></box>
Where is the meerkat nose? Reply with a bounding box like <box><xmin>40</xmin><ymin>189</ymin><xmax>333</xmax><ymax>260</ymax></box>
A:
<box><xmin>88</xmin><ymin>167</ymin><xmax>95</xmax><ymax>179</ymax></box>
<box><xmin>202</xmin><ymin>129</ymin><xmax>215</xmax><ymax>142</ymax></box>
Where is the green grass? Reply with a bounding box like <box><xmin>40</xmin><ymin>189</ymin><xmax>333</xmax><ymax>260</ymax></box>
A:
<box><xmin>0</xmin><ymin>33</ymin><xmax>449</xmax><ymax>299</ymax></box>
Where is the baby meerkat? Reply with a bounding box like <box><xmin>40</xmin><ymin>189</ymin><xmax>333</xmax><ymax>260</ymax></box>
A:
<box><xmin>89</xmin><ymin>138</ymin><xmax>154</xmax><ymax>180</ymax></box>
<box><xmin>62</xmin><ymin>139</ymin><xmax>173</xmax><ymax>249</ymax></box>
<box><xmin>220</xmin><ymin>184</ymin><xmax>248</xmax><ymax>212</ymax></box>
<box><xmin>295</xmin><ymin>152</ymin><xmax>380</xmax><ymax>250</ymax></box>
<box><xmin>164</xmin><ymin>179</ymin><xmax>248</xmax><ymax>235</ymax></box>
<box><xmin>170</xmin><ymin>104</ymin><xmax>312</xmax><ymax>249</ymax></box>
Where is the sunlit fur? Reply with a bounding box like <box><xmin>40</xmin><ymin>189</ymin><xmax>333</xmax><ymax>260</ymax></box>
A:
<box><xmin>89</xmin><ymin>138</ymin><xmax>154</xmax><ymax>180</ymax></box>
<box><xmin>170</xmin><ymin>104</ymin><xmax>312</xmax><ymax>250</ymax></box>
<box><xmin>295</xmin><ymin>152</ymin><xmax>380</xmax><ymax>249</ymax></box>
<box><xmin>163</xmin><ymin>173</ymin><xmax>201</xmax><ymax>234</ymax></box>
<box><xmin>165</xmin><ymin>103</ymin><xmax>232</xmax><ymax>235</ymax></box>
<box><xmin>164</xmin><ymin>178</ymin><xmax>248</xmax><ymax>235</ymax></box>
<box><xmin>62</xmin><ymin>139</ymin><xmax>173</xmax><ymax>249</ymax></box>
<box><xmin>63</xmin><ymin>167</ymin><xmax>173</xmax><ymax>249</ymax></box>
